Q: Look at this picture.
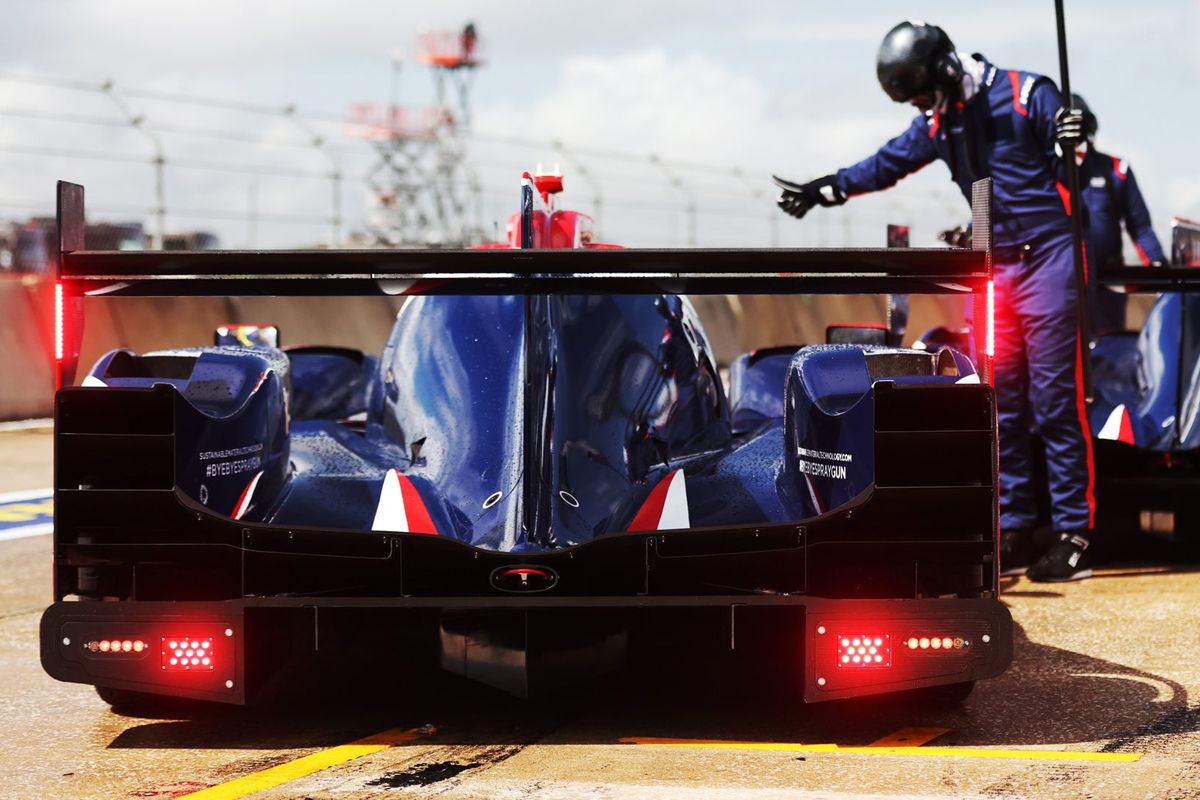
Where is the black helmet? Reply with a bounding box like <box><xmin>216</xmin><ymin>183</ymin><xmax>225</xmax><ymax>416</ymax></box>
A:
<box><xmin>877</xmin><ymin>21</ymin><xmax>958</xmax><ymax>107</ymax></box>
<box><xmin>1071</xmin><ymin>93</ymin><xmax>1098</xmax><ymax>137</ymax></box>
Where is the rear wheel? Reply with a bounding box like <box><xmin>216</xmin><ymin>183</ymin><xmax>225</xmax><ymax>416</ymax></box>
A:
<box><xmin>94</xmin><ymin>685</ymin><xmax>210</xmax><ymax>717</ymax></box>
<box><xmin>907</xmin><ymin>680</ymin><xmax>975</xmax><ymax>706</ymax></box>
<box><xmin>95</xmin><ymin>685</ymin><xmax>165</xmax><ymax>710</ymax></box>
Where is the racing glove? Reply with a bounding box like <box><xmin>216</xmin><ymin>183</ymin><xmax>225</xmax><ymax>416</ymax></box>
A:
<box><xmin>1054</xmin><ymin>107</ymin><xmax>1086</xmax><ymax>149</ymax></box>
<box><xmin>938</xmin><ymin>226</ymin><xmax>972</xmax><ymax>249</ymax></box>
<box><xmin>772</xmin><ymin>175</ymin><xmax>846</xmax><ymax>220</ymax></box>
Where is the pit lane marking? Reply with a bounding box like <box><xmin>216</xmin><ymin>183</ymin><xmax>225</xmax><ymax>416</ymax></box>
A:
<box><xmin>620</xmin><ymin>737</ymin><xmax>1141</xmax><ymax>762</ymax></box>
<box><xmin>867</xmin><ymin>727</ymin><xmax>950</xmax><ymax>747</ymax></box>
<box><xmin>176</xmin><ymin>725</ymin><xmax>433</xmax><ymax>799</ymax></box>
<box><xmin>0</xmin><ymin>489</ymin><xmax>52</xmax><ymax>541</ymax></box>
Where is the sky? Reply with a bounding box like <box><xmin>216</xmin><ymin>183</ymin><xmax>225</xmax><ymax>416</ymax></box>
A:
<box><xmin>0</xmin><ymin>0</ymin><xmax>1196</xmax><ymax>251</ymax></box>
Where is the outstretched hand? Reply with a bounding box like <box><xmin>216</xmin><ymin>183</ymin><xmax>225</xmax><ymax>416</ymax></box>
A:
<box><xmin>772</xmin><ymin>175</ymin><xmax>846</xmax><ymax>220</ymax></box>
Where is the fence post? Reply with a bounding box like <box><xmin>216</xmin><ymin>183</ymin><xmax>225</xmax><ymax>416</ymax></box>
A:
<box><xmin>101</xmin><ymin>80</ymin><xmax>166</xmax><ymax>248</ymax></box>
<box><xmin>648</xmin><ymin>154</ymin><xmax>697</xmax><ymax>247</ymax></box>
<box><xmin>285</xmin><ymin>105</ymin><xmax>342</xmax><ymax>247</ymax></box>
<box><xmin>552</xmin><ymin>140</ymin><xmax>604</xmax><ymax>236</ymax></box>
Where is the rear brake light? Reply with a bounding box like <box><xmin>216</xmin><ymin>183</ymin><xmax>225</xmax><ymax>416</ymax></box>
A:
<box><xmin>836</xmin><ymin>633</ymin><xmax>891</xmax><ymax>668</ymax></box>
<box><xmin>161</xmin><ymin>636</ymin><xmax>215</xmax><ymax>671</ymax></box>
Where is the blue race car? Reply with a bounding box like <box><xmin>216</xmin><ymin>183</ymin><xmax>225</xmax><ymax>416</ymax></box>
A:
<box><xmin>1088</xmin><ymin>218</ymin><xmax>1200</xmax><ymax>553</ymax></box>
<box><xmin>41</xmin><ymin>176</ymin><xmax>1011</xmax><ymax>707</ymax></box>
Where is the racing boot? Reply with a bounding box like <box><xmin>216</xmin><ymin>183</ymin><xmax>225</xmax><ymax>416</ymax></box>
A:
<box><xmin>999</xmin><ymin>528</ymin><xmax>1035</xmax><ymax>576</ymax></box>
<box><xmin>1027</xmin><ymin>532</ymin><xmax>1093</xmax><ymax>582</ymax></box>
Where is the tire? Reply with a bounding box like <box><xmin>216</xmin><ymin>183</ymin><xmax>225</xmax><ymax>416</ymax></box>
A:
<box><xmin>908</xmin><ymin>680</ymin><xmax>976</xmax><ymax>706</ymax></box>
<box><xmin>94</xmin><ymin>685</ymin><xmax>208</xmax><ymax>717</ymax></box>
<box><xmin>95</xmin><ymin>685</ymin><xmax>163</xmax><ymax>709</ymax></box>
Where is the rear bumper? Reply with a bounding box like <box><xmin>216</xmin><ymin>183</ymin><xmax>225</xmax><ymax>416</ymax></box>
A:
<box><xmin>41</xmin><ymin>595</ymin><xmax>1012</xmax><ymax>705</ymax></box>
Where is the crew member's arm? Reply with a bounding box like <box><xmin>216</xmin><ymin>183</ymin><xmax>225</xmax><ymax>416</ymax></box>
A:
<box><xmin>775</xmin><ymin>114</ymin><xmax>936</xmax><ymax>219</ymax></box>
<box><xmin>834</xmin><ymin>114</ymin><xmax>938</xmax><ymax>196</ymax></box>
<box><xmin>1117</xmin><ymin>164</ymin><xmax>1167</xmax><ymax>265</ymax></box>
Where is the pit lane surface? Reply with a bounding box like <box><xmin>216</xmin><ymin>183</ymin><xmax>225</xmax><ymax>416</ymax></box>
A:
<box><xmin>3</xmin><ymin>428</ymin><xmax>1199</xmax><ymax>800</ymax></box>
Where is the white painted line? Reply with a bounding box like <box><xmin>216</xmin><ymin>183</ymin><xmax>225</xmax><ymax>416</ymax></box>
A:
<box><xmin>0</xmin><ymin>488</ymin><xmax>52</xmax><ymax>503</ymax></box>
<box><xmin>0</xmin><ymin>418</ymin><xmax>52</xmax><ymax>433</ymax></box>
<box><xmin>0</xmin><ymin>523</ymin><xmax>52</xmax><ymax>542</ymax></box>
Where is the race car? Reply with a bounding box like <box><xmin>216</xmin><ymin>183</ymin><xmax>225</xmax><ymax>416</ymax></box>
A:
<box><xmin>41</xmin><ymin>175</ymin><xmax>1011</xmax><ymax>707</ymax></box>
<box><xmin>1087</xmin><ymin>218</ymin><xmax>1200</xmax><ymax>554</ymax></box>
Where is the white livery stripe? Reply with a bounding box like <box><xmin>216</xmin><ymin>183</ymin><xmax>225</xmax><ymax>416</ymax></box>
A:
<box><xmin>372</xmin><ymin>468</ymin><xmax>409</xmax><ymax>532</ymax></box>
<box><xmin>1097</xmin><ymin>404</ymin><xmax>1127</xmax><ymax>441</ymax></box>
<box><xmin>657</xmin><ymin>469</ymin><xmax>690</xmax><ymax>530</ymax></box>
<box><xmin>231</xmin><ymin>470</ymin><xmax>264</xmax><ymax>520</ymax></box>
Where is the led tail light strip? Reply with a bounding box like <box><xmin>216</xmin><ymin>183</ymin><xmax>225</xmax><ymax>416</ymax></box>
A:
<box><xmin>85</xmin><ymin>639</ymin><xmax>146</xmax><ymax>654</ymax></box>
<box><xmin>905</xmin><ymin>635</ymin><xmax>970</xmax><ymax>651</ymax></box>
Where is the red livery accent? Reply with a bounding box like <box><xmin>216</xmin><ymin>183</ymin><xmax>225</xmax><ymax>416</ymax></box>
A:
<box><xmin>231</xmin><ymin>471</ymin><xmax>264</xmax><ymax>520</ymax></box>
<box><xmin>1073</xmin><ymin>336</ymin><xmax>1097</xmax><ymax>528</ymax></box>
<box><xmin>1110</xmin><ymin>156</ymin><xmax>1128</xmax><ymax>180</ymax></box>
<box><xmin>397</xmin><ymin>472</ymin><xmax>439</xmax><ymax>535</ymax></box>
<box><xmin>627</xmin><ymin>471</ymin><xmax>674</xmax><ymax>532</ymax></box>
<box><xmin>1007</xmin><ymin>71</ymin><xmax>1028</xmax><ymax>117</ymax></box>
<box><xmin>627</xmin><ymin>470</ymin><xmax>689</xmax><ymax>532</ymax></box>
<box><xmin>928</xmin><ymin>112</ymin><xmax>940</xmax><ymax>139</ymax></box>
<box><xmin>1055</xmin><ymin>180</ymin><xmax>1072</xmax><ymax>217</ymax></box>
<box><xmin>1116</xmin><ymin>408</ymin><xmax>1135</xmax><ymax>445</ymax></box>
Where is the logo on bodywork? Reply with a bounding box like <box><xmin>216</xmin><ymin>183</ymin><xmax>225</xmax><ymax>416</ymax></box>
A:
<box><xmin>490</xmin><ymin>565</ymin><xmax>559</xmax><ymax>593</ymax></box>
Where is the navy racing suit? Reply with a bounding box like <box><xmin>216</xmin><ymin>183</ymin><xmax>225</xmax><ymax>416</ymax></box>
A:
<box><xmin>833</xmin><ymin>54</ymin><xmax>1094</xmax><ymax>534</ymax></box>
<box><xmin>1078</xmin><ymin>147</ymin><xmax>1166</xmax><ymax>333</ymax></box>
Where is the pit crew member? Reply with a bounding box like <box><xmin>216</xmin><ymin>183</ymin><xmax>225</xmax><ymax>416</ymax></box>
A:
<box><xmin>1070</xmin><ymin>93</ymin><xmax>1166</xmax><ymax>334</ymax></box>
<box><xmin>773</xmin><ymin>21</ymin><xmax>1095</xmax><ymax>581</ymax></box>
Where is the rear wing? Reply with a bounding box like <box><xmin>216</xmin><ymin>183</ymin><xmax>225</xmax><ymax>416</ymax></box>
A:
<box><xmin>1098</xmin><ymin>217</ymin><xmax>1200</xmax><ymax>290</ymax></box>
<box><xmin>55</xmin><ymin>178</ymin><xmax>996</xmax><ymax>386</ymax></box>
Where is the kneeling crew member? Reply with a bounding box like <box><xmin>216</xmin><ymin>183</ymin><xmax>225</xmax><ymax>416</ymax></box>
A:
<box><xmin>774</xmin><ymin>21</ymin><xmax>1095</xmax><ymax>581</ymax></box>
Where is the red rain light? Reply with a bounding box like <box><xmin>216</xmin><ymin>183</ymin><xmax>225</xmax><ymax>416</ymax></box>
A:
<box><xmin>836</xmin><ymin>633</ymin><xmax>891</xmax><ymax>668</ymax></box>
<box><xmin>161</xmin><ymin>636</ymin><xmax>214</xmax><ymax>671</ymax></box>
<box><xmin>985</xmin><ymin>279</ymin><xmax>995</xmax><ymax>358</ymax></box>
<box><xmin>54</xmin><ymin>281</ymin><xmax>64</xmax><ymax>362</ymax></box>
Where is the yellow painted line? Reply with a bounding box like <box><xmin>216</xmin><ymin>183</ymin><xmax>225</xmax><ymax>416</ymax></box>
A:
<box><xmin>867</xmin><ymin>727</ymin><xmax>950</xmax><ymax>747</ymax></box>
<box><xmin>620</xmin><ymin>737</ymin><xmax>1140</xmax><ymax>762</ymax></box>
<box><xmin>177</xmin><ymin>726</ymin><xmax>432</xmax><ymax>799</ymax></box>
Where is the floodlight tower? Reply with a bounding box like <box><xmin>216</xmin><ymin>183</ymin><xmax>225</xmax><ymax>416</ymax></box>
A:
<box><xmin>417</xmin><ymin>23</ymin><xmax>484</xmax><ymax>246</ymax></box>
<box><xmin>350</xmin><ymin>23</ymin><xmax>484</xmax><ymax>247</ymax></box>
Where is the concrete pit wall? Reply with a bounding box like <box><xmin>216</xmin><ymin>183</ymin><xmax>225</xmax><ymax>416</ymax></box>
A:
<box><xmin>0</xmin><ymin>278</ymin><xmax>56</xmax><ymax>420</ymax></box>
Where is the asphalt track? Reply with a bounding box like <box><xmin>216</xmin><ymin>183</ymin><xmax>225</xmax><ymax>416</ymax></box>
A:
<box><xmin>3</xmin><ymin>428</ymin><xmax>1199</xmax><ymax>800</ymax></box>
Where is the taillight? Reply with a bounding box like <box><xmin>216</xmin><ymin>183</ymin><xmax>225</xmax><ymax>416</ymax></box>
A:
<box><xmin>905</xmin><ymin>634</ymin><xmax>970</xmax><ymax>651</ymax></box>
<box><xmin>985</xmin><ymin>279</ymin><xmax>995</xmax><ymax>358</ymax></box>
<box><xmin>161</xmin><ymin>636</ymin><xmax>215</xmax><ymax>671</ymax></box>
<box><xmin>85</xmin><ymin>638</ymin><xmax>146</xmax><ymax>654</ymax></box>
<box><xmin>836</xmin><ymin>633</ymin><xmax>891</xmax><ymax>668</ymax></box>
<box><xmin>54</xmin><ymin>281</ymin><xmax>64</xmax><ymax>363</ymax></box>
